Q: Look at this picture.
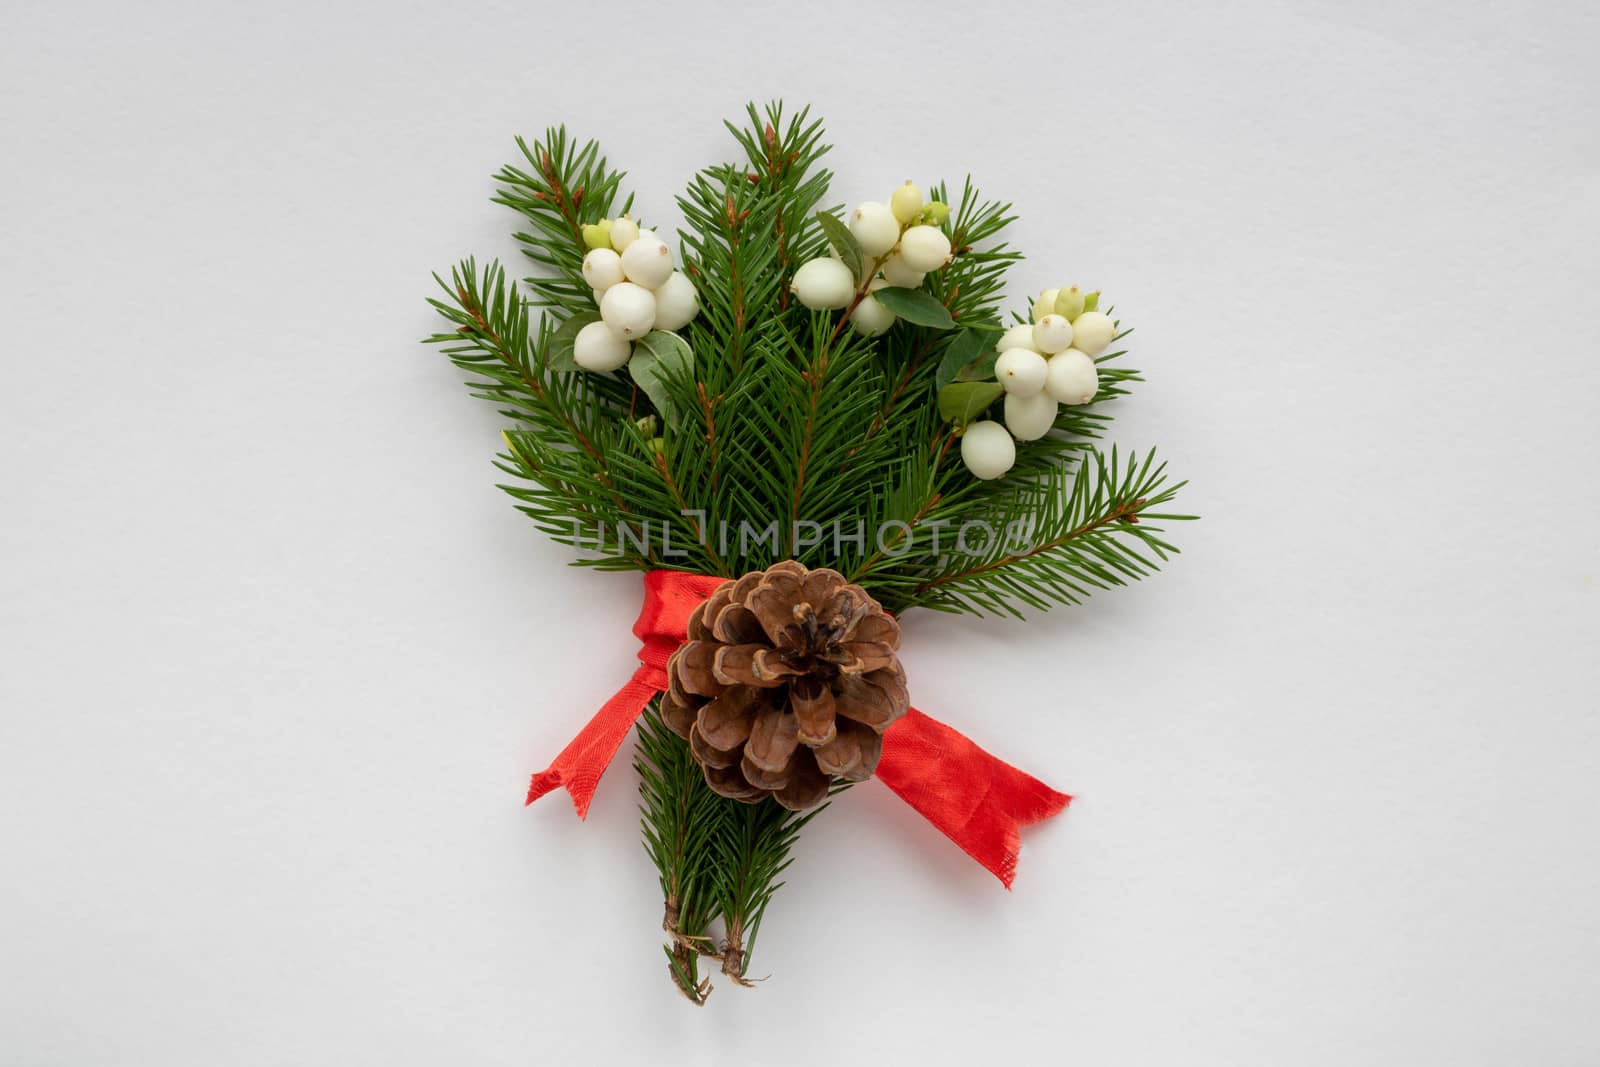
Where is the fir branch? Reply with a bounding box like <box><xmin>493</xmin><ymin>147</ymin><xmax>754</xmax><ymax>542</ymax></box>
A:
<box><xmin>724</xmin><ymin>102</ymin><xmax>832</xmax><ymax>310</ymax></box>
<box><xmin>894</xmin><ymin>447</ymin><xmax>1193</xmax><ymax>619</ymax></box>
<box><xmin>493</xmin><ymin>128</ymin><xmax>631</xmax><ymax>310</ymax></box>
<box><xmin>712</xmin><ymin>794</ymin><xmax>827</xmax><ymax>985</ymax></box>
<box><xmin>426</xmin><ymin>258</ymin><xmax>660</xmax><ymax>569</ymax></box>
<box><xmin>928</xmin><ymin>178</ymin><xmax>1020</xmax><ymax>326</ymax></box>
<box><xmin>678</xmin><ymin>166</ymin><xmax>783</xmax><ymax>374</ymax></box>
<box><xmin>636</xmin><ymin>703</ymin><xmax>726</xmax><ymax>1005</ymax></box>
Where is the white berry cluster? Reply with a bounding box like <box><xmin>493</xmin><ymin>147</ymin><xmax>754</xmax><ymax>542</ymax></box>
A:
<box><xmin>960</xmin><ymin>286</ymin><xmax>1119</xmax><ymax>480</ymax></box>
<box><xmin>790</xmin><ymin>182</ymin><xmax>954</xmax><ymax>335</ymax></box>
<box><xmin>573</xmin><ymin>216</ymin><xmax>700</xmax><ymax>372</ymax></box>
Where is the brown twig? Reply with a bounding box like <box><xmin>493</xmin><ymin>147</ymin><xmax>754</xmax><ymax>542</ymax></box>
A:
<box><xmin>786</xmin><ymin>354</ymin><xmax>826</xmax><ymax>553</ymax></box>
<box><xmin>536</xmin><ymin>150</ymin><xmax>587</xmax><ymax>254</ymax></box>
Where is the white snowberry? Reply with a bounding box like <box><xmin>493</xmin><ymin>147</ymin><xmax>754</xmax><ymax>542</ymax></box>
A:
<box><xmin>608</xmin><ymin>216</ymin><xmax>640</xmax><ymax>252</ymax></box>
<box><xmin>1044</xmin><ymin>349</ymin><xmax>1098</xmax><ymax>405</ymax></box>
<box><xmin>620</xmin><ymin>235</ymin><xmax>674</xmax><ymax>290</ymax></box>
<box><xmin>1032</xmin><ymin>314</ymin><xmax>1075</xmax><ymax>355</ymax></box>
<box><xmin>592</xmin><ymin>289</ymin><xmax>606</xmax><ymax>306</ymax></box>
<box><xmin>897</xmin><ymin>225</ymin><xmax>952</xmax><ymax>272</ymax></box>
<box><xmin>880</xmin><ymin>254</ymin><xmax>925</xmax><ymax>288</ymax></box>
<box><xmin>850</xmin><ymin>201</ymin><xmax>901</xmax><ymax>257</ymax></box>
<box><xmin>890</xmin><ymin>181</ymin><xmax>924</xmax><ymax>225</ymax></box>
<box><xmin>850</xmin><ymin>286</ymin><xmax>897</xmax><ymax>336</ymax></box>
<box><xmin>1004</xmin><ymin>391</ymin><xmax>1059</xmax><ymax>441</ymax></box>
<box><xmin>1032</xmin><ymin>289</ymin><xmax>1059</xmax><ymax>323</ymax></box>
<box><xmin>651</xmin><ymin>271</ymin><xmax>699</xmax><ymax>332</ymax></box>
<box><xmin>790</xmin><ymin>257</ymin><xmax>856</xmax><ymax>310</ymax></box>
<box><xmin>994</xmin><ymin>348</ymin><xmax>1048</xmax><ymax>396</ymax></box>
<box><xmin>573</xmin><ymin>321</ymin><xmax>632</xmax><ymax>372</ymax></box>
<box><xmin>581</xmin><ymin>247</ymin><xmax>624</xmax><ymax>291</ymax></box>
<box><xmin>599</xmin><ymin>281</ymin><xmax>657</xmax><ymax>339</ymax></box>
<box><xmin>960</xmin><ymin>421</ymin><xmax>1016</xmax><ymax>480</ymax></box>
<box><xmin>1053</xmin><ymin>286</ymin><xmax>1085</xmax><ymax>321</ymax></box>
<box><xmin>1069</xmin><ymin>311</ymin><xmax>1115</xmax><ymax>355</ymax></box>
<box><xmin>995</xmin><ymin>323</ymin><xmax>1037</xmax><ymax>352</ymax></box>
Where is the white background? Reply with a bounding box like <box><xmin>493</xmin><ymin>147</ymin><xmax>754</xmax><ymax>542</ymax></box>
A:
<box><xmin>3</xmin><ymin>1</ymin><xmax>1597</xmax><ymax>1063</ymax></box>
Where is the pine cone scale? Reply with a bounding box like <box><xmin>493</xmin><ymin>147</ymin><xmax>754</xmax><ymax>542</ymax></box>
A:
<box><xmin>790</xmin><ymin>677</ymin><xmax>837</xmax><ymax>746</ymax></box>
<box><xmin>696</xmin><ymin>688</ymin><xmax>760</xmax><ymax>749</ymax></box>
<box><xmin>832</xmin><ymin>671</ymin><xmax>902</xmax><ymax>729</ymax></box>
<box><xmin>675</xmin><ymin>641</ymin><xmax>724</xmax><ymax>697</ymax></box>
<box><xmin>712</xmin><ymin>644</ymin><xmax>800</xmax><ymax>687</ymax></box>
<box><xmin>744</xmin><ymin>706</ymin><xmax>799</xmax><ymax>773</ymax></box>
<box><xmin>710</xmin><ymin>604</ymin><xmax>766</xmax><ymax>645</ymax></box>
<box><xmin>813</xmin><ymin>724</ymin><xmax>863</xmax><ymax>777</ymax></box>
<box><xmin>777</xmin><ymin>768</ymin><xmax>829</xmax><ymax>811</ymax></box>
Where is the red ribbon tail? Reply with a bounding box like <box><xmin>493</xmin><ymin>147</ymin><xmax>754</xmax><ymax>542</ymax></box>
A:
<box><xmin>525</xmin><ymin>669</ymin><xmax>662</xmax><ymax>818</ymax></box>
<box><xmin>876</xmin><ymin>708</ymin><xmax>1072</xmax><ymax>889</ymax></box>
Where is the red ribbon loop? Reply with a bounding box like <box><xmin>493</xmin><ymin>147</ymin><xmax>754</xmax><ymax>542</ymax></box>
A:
<box><xmin>526</xmin><ymin>570</ymin><xmax>1070</xmax><ymax>887</ymax></box>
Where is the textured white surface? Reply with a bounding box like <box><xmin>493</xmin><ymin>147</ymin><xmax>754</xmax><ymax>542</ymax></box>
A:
<box><xmin>3</xmin><ymin>2</ymin><xmax>1598</xmax><ymax>1063</ymax></box>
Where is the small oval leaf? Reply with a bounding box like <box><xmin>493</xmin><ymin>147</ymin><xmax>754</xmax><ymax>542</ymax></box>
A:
<box><xmin>935</xmin><ymin>326</ymin><xmax>995</xmax><ymax>391</ymax></box>
<box><xmin>963</xmin><ymin>349</ymin><xmax>1001</xmax><ymax>381</ymax></box>
<box><xmin>628</xmin><ymin>330</ymin><xmax>695</xmax><ymax>425</ymax></box>
<box><xmin>872</xmin><ymin>287</ymin><xmax>955</xmax><ymax>330</ymax></box>
<box><xmin>813</xmin><ymin>211</ymin><xmax>864</xmax><ymax>282</ymax></box>
<box><xmin>937</xmin><ymin>381</ymin><xmax>1005</xmax><ymax>426</ymax></box>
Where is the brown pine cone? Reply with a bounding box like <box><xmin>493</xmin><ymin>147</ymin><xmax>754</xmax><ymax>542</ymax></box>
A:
<box><xmin>662</xmin><ymin>561</ymin><xmax>910</xmax><ymax>810</ymax></box>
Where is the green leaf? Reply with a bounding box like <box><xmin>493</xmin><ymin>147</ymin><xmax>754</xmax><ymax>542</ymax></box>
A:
<box><xmin>962</xmin><ymin>349</ymin><xmax>1001</xmax><ymax>381</ymax></box>
<box><xmin>813</xmin><ymin>210</ymin><xmax>863</xmax><ymax>282</ymax></box>
<box><xmin>935</xmin><ymin>326</ymin><xmax>995</xmax><ymax>391</ymax></box>
<box><xmin>937</xmin><ymin>381</ymin><xmax>1004</xmax><ymax>425</ymax></box>
<box><xmin>872</xmin><ymin>287</ymin><xmax>955</xmax><ymax>330</ymax></box>
<box><xmin>546</xmin><ymin>310</ymin><xmax>598</xmax><ymax>372</ymax></box>
<box><xmin>1083</xmin><ymin>290</ymin><xmax>1100</xmax><ymax>314</ymax></box>
<box><xmin>629</xmin><ymin>330</ymin><xmax>694</xmax><ymax>424</ymax></box>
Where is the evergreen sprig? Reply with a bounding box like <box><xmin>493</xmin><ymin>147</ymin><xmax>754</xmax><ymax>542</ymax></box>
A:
<box><xmin>424</xmin><ymin>104</ymin><xmax>1193</xmax><ymax>999</ymax></box>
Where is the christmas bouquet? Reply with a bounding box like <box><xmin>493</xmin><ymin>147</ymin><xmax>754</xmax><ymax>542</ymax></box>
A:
<box><xmin>425</xmin><ymin>103</ymin><xmax>1189</xmax><ymax>1003</ymax></box>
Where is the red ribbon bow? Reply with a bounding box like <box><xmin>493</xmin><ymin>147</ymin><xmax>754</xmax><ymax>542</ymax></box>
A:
<box><xmin>527</xmin><ymin>570</ymin><xmax>1070</xmax><ymax>887</ymax></box>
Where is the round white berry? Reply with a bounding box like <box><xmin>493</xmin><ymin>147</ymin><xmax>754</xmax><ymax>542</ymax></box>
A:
<box><xmin>1053</xmin><ymin>286</ymin><xmax>1085</xmax><ymax>321</ymax></box>
<box><xmin>651</xmin><ymin>271</ymin><xmax>699</xmax><ymax>332</ymax></box>
<box><xmin>619</xmin><ymin>235</ymin><xmax>674</xmax><ymax>290</ymax></box>
<box><xmin>993</xmin><ymin>348</ymin><xmax>1048</xmax><ymax>396</ymax></box>
<box><xmin>960</xmin><ymin>421</ymin><xmax>1016</xmax><ymax>480</ymax></box>
<box><xmin>608</xmin><ymin>216</ymin><xmax>640</xmax><ymax>252</ymax></box>
<box><xmin>581</xmin><ymin>247</ymin><xmax>624</xmax><ymax>291</ymax></box>
<box><xmin>995</xmin><ymin>323</ymin><xmax>1037</xmax><ymax>352</ymax></box>
<box><xmin>1004</xmin><ymin>391</ymin><xmax>1059</xmax><ymax>441</ymax></box>
<box><xmin>573</xmin><ymin>321</ymin><xmax>632</xmax><ymax>372</ymax></box>
<box><xmin>592</xmin><ymin>288</ymin><xmax>606</xmax><ymax>306</ymax></box>
<box><xmin>850</xmin><ymin>201</ymin><xmax>901</xmax><ymax>257</ymax></box>
<box><xmin>880</xmin><ymin>254</ymin><xmax>925</xmax><ymax>288</ymax></box>
<box><xmin>851</xmin><ymin>288</ymin><xmax>896</xmax><ymax>336</ymax></box>
<box><xmin>889</xmin><ymin>180</ymin><xmax>924</xmax><ymax>224</ymax></box>
<box><xmin>1032</xmin><ymin>314</ymin><xmax>1075</xmax><ymax>355</ymax></box>
<box><xmin>599</xmin><ymin>281</ymin><xmax>657</xmax><ymax>339</ymax></box>
<box><xmin>1044</xmin><ymin>349</ymin><xmax>1098</xmax><ymax>405</ymax></box>
<box><xmin>897</xmin><ymin>225</ymin><xmax>952</xmax><ymax>272</ymax></box>
<box><xmin>1032</xmin><ymin>288</ymin><xmax>1059</xmax><ymax>323</ymax></box>
<box><xmin>1069</xmin><ymin>311</ymin><xmax>1115</xmax><ymax>355</ymax></box>
<box><xmin>790</xmin><ymin>257</ymin><xmax>856</xmax><ymax>310</ymax></box>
